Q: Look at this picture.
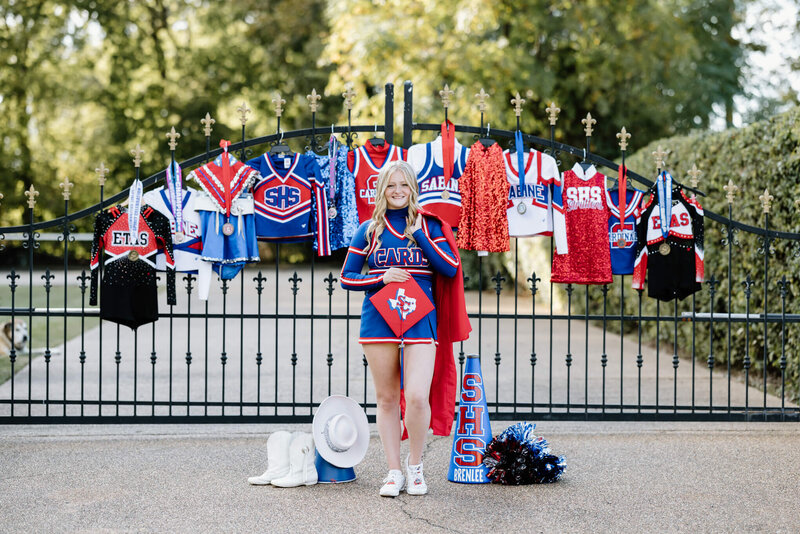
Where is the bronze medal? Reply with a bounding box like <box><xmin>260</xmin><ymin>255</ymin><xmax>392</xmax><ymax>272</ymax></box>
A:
<box><xmin>659</xmin><ymin>242</ymin><xmax>671</xmax><ymax>255</ymax></box>
<box><xmin>128</xmin><ymin>250</ymin><xmax>139</xmax><ymax>262</ymax></box>
<box><xmin>516</xmin><ymin>202</ymin><xmax>527</xmax><ymax>214</ymax></box>
<box><xmin>173</xmin><ymin>231</ymin><xmax>185</xmax><ymax>244</ymax></box>
<box><xmin>222</xmin><ymin>222</ymin><xmax>235</xmax><ymax>236</ymax></box>
<box><xmin>616</xmin><ymin>238</ymin><xmax>626</xmax><ymax>248</ymax></box>
<box><xmin>328</xmin><ymin>206</ymin><xmax>337</xmax><ymax>219</ymax></box>
<box><xmin>441</xmin><ymin>190</ymin><xmax>450</xmax><ymax>200</ymax></box>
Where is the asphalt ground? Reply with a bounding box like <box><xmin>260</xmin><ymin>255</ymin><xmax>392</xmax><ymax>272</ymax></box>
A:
<box><xmin>2</xmin><ymin>421</ymin><xmax>799</xmax><ymax>534</ymax></box>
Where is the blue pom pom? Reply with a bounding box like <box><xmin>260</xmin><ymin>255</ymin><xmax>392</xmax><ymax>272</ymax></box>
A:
<box><xmin>483</xmin><ymin>422</ymin><xmax>567</xmax><ymax>484</ymax></box>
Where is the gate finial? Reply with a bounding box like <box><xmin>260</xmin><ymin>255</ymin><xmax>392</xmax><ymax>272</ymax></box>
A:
<box><xmin>474</xmin><ymin>88</ymin><xmax>490</xmax><ymax>113</ymax></box>
<box><xmin>651</xmin><ymin>145</ymin><xmax>667</xmax><ymax>169</ymax></box>
<box><xmin>581</xmin><ymin>112</ymin><xmax>596</xmax><ymax>136</ymax></box>
<box><xmin>342</xmin><ymin>84</ymin><xmax>356</xmax><ymax>110</ymax></box>
<box><xmin>25</xmin><ymin>185</ymin><xmax>39</xmax><ymax>209</ymax></box>
<box><xmin>687</xmin><ymin>164</ymin><xmax>702</xmax><ymax>189</ymax></box>
<box><xmin>272</xmin><ymin>94</ymin><xmax>285</xmax><ymax>118</ymax></box>
<box><xmin>307</xmin><ymin>88</ymin><xmax>321</xmax><ymax>112</ymax></box>
<box><xmin>201</xmin><ymin>113</ymin><xmax>215</xmax><ymax>137</ymax></box>
<box><xmin>759</xmin><ymin>188</ymin><xmax>774</xmax><ymax>214</ymax></box>
<box><xmin>723</xmin><ymin>180</ymin><xmax>738</xmax><ymax>205</ymax></box>
<box><xmin>511</xmin><ymin>92</ymin><xmax>525</xmax><ymax>117</ymax></box>
<box><xmin>545</xmin><ymin>102</ymin><xmax>560</xmax><ymax>126</ymax></box>
<box><xmin>166</xmin><ymin>126</ymin><xmax>181</xmax><ymax>151</ymax></box>
<box><xmin>95</xmin><ymin>162</ymin><xmax>109</xmax><ymax>186</ymax></box>
<box><xmin>59</xmin><ymin>176</ymin><xmax>74</xmax><ymax>201</ymax></box>
<box><xmin>130</xmin><ymin>144</ymin><xmax>144</xmax><ymax>168</ymax></box>
<box><xmin>616</xmin><ymin>127</ymin><xmax>631</xmax><ymax>151</ymax></box>
<box><xmin>439</xmin><ymin>84</ymin><xmax>454</xmax><ymax>109</ymax></box>
<box><xmin>237</xmin><ymin>101</ymin><xmax>252</xmax><ymax>125</ymax></box>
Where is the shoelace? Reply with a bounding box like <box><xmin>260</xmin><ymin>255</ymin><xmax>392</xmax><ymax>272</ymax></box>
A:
<box><xmin>408</xmin><ymin>464</ymin><xmax>424</xmax><ymax>485</ymax></box>
<box><xmin>383</xmin><ymin>472</ymin><xmax>403</xmax><ymax>485</ymax></box>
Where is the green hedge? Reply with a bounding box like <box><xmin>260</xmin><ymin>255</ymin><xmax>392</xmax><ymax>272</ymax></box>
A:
<box><xmin>576</xmin><ymin>106</ymin><xmax>800</xmax><ymax>402</ymax></box>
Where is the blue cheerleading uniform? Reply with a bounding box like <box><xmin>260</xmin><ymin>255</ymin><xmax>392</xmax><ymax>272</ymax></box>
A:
<box><xmin>341</xmin><ymin>208</ymin><xmax>459</xmax><ymax>344</ymax></box>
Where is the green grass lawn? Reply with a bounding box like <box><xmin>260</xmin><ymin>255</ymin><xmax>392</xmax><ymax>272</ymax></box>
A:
<box><xmin>1</xmin><ymin>280</ymin><xmax>95</xmax><ymax>384</ymax></box>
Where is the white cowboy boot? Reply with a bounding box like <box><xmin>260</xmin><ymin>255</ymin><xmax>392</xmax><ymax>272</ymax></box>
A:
<box><xmin>271</xmin><ymin>433</ymin><xmax>318</xmax><ymax>487</ymax></box>
<box><xmin>247</xmin><ymin>431</ymin><xmax>293</xmax><ymax>485</ymax></box>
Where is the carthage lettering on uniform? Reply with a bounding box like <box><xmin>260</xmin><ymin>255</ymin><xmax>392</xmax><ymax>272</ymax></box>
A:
<box><xmin>374</xmin><ymin>247</ymin><xmax>426</xmax><ymax>267</ymax></box>
<box><xmin>565</xmin><ymin>186</ymin><xmax>603</xmax><ymax>211</ymax></box>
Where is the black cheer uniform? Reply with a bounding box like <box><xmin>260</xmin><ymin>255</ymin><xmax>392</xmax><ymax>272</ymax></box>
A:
<box><xmin>90</xmin><ymin>205</ymin><xmax>176</xmax><ymax>329</ymax></box>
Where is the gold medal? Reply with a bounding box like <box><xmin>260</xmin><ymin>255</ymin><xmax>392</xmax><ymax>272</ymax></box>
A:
<box><xmin>173</xmin><ymin>231</ymin><xmax>185</xmax><ymax>244</ymax></box>
<box><xmin>328</xmin><ymin>206</ymin><xmax>337</xmax><ymax>219</ymax></box>
<box><xmin>659</xmin><ymin>242</ymin><xmax>671</xmax><ymax>255</ymax></box>
<box><xmin>222</xmin><ymin>222</ymin><xmax>235</xmax><ymax>236</ymax></box>
<box><xmin>441</xmin><ymin>190</ymin><xmax>450</xmax><ymax>200</ymax></box>
<box><xmin>516</xmin><ymin>202</ymin><xmax>527</xmax><ymax>214</ymax></box>
<box><xmin>128</xmin><ymin>250</ymin><xmax>139</xmax><ymax>262</ymax></box>
<box><xmin>616</xmin><ymin>238</ymin><xmax>626</xmax><ymax>248</ymax></box>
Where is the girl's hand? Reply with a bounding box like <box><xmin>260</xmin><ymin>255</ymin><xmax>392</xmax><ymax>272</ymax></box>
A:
<box><xmin>382</xmin><ymin>267</ymin><xmax>411</xmax><ymax>284</ymax></box>
<box><xmin>410</xmin><ymin>213</ymin><xmax>423</xmax><ymax>233</ymax></box>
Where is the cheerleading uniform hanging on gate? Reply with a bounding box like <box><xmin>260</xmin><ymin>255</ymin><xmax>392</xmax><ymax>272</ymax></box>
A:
<box><xmin>551</xmin><ymin>163</ymin><xmax>612</xmax><ymax>285</ymax></box>
<box><xmin>632</xmin><ymin>171</ymin><xmax>704</xmax><ymax>301</ymax></box>
<box><xmin>606</xmin><ymin>166</ymin><xmax>645</xmax><ymax>275</ymax></box>
<box><xmin>142</xmin><ymin>160</ymin><xmax>203</xmax><ymax>273</ymax></box>
<box><xmin>457</xmin><ymin>141</ymin><xmax>510</xmax><ymax>252</ymax></box>
<box><xmin>348</xmin><ymin>139</ymin><xmax>406</xmax><ymax>223</ymax></box>
<box><xmin>247</xmin><ymin>151</ymin><xmax>331</xmax><ymax>256</ymax></box>
<box><xmin>504</xmin><ymin>131</ymin><xmax>560</xmax><ymax>237</ymax></box>
<box><xmin>306</xmin><ymin>139</ymin><xmax>358</xmax><ymax>251</ymax></box>
<box><xmin>186</xmin><ymin>141</ymin><xmax>261</xmax><ymax>300</ymax></box>
<box><xmin>89</xmin><ymin>181</ymin><xmax>176</xmax><ymax>329</ymax></box>
<box><xmin>407</xmin><ymin>121</ymin><xmax>469</xmax><ymax>229</ymax></box>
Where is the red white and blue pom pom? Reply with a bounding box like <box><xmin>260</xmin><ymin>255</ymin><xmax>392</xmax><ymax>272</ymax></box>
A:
<box><xmin>482</xmin><ymin>422</ymin><xmax>566</xmax><ymax>485</ymax></box>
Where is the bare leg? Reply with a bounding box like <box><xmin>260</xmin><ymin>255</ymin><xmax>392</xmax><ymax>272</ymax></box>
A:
<box><xmin>362</xmin><ymin>343</ymin><xmax>402</xmax><ymax>471</ymax></box>
<box><xmin>402</xmin><ymin>342</ymin><xmax>436</xmax><ymax>465</ymax></box>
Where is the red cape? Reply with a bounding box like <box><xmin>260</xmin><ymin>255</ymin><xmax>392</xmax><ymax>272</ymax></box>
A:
<box><xmin>401</xmin><ymin>208</ymin><xmax>471</xmax><ymax>438</ymax></box>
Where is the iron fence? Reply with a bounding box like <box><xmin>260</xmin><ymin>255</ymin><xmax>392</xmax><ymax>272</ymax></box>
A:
<box><xmin>0</xmin><ymin>82</ymin><xmax>798</xmax><ymax>424</ymax></box>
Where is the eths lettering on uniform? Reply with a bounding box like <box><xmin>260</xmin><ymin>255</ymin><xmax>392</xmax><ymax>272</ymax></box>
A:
<box><xmin>651</xmin><ymin>212</ymin><xmax>690</xmax><ymax>230</ymax></box>
<box><xmin>111</xmin><ymin>231</ymin><xmax>149</xmax><ymax>246</ymax></box>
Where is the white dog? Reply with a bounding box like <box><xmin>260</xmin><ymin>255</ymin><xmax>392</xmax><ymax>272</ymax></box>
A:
<box><xmin>1</xmin><ymin>319</ymin><xmax>28</xmax><ymax>358</ymax></box>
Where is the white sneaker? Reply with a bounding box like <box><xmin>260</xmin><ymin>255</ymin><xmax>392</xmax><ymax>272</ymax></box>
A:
<box><xmin>405</xmin><ymin>455</ymin><xmax>428</xmax><ymax>496</ymax></box>
<box><xmin>379</xmin><ymin>469</ymin><xmax>405</xmax><ymax>497</ymax></box>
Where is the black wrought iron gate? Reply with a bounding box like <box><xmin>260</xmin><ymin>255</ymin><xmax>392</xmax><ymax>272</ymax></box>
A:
<box><xmin>0</xmin><ymin>82</ymin><xmax>798</xmax><ymax>423</ymax></box>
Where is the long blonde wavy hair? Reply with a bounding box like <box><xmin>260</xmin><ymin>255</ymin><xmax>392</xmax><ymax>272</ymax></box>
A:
<box><xmin>365</xmin><ymin>160</ymin><xmax>421</xmax><ymax>250</ymax></box>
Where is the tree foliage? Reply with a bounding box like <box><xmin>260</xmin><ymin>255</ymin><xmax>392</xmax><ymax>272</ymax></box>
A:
<box><xmin>0</xmin><ymin>0</ymin><xmax>770</xmax><ymax>233</ymax></box>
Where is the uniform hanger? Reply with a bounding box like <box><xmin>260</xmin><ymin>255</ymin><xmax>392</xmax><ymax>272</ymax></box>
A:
<box><xmin>368</xmin><ymin>123</ymin><xmax>385</xmax><ymax>146</ymax></box>
<box><xmin>269</xmin><ymin>129</ymin><xmax>294</xmax><ymax>156</ymax></box>
<box><xmin>579</xmin><ymin>148</ymin><xmax>592</xmax><ymax>172</ymax></box>
<box><xmin>478</xmin><ymin>122</ymin><xmax>496</xmax><ymax>147</ymax></box>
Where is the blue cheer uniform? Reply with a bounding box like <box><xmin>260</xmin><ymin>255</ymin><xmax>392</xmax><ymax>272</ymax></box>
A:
<box><xmin>340</xmin><ymin>207</ymin><xmax>459</xmax><ymax>344</ymax></box>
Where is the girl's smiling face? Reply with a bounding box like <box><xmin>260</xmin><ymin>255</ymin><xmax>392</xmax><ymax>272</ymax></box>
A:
<box><xmin>384</xmin><ymin>170</ymin><xmax>411</xmax><ymax>209</ymax></box>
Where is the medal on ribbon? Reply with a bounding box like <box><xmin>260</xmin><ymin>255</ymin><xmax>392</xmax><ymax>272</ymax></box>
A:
<box><xmin>165</xmin><ymin>160</ymin><xmax>185</xmax><ymax>243</ymax></box>
<box><xmin>514</xmin><ymin>130</ymin><xmax>528</xmax><ymax>215</ymax></box>
<box><xmin>127</xmin><ymin>178</ymin><xmax>143</xmax><ymax>250</ymax></box>
<box><xmin>220</xmin><ymin>140</ymin><xmax>235</xmax><ymax>236</ymax></box>
<box><xmin>328</xmin><ymin>134</ymin><xmax>338</xmax><ymax>219</ymax></box>
<box><xmin>656</xmin><ymin>170</ymin><xmax>672</xmax><ymax>255</ymax></box>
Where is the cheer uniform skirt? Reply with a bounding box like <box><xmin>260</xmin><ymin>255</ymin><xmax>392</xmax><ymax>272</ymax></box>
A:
<box><xmin>359</xmin><ymin>274</ymin><xmax>438</xmax><ymax>345</ymax></box>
